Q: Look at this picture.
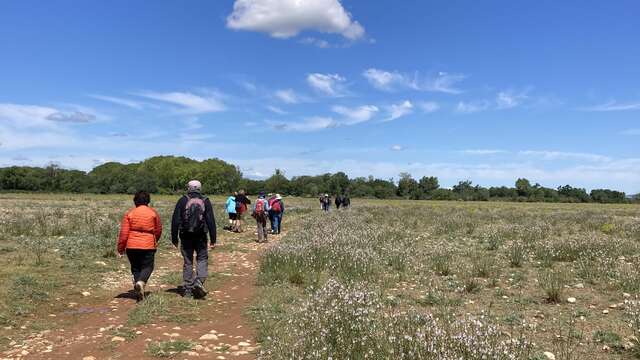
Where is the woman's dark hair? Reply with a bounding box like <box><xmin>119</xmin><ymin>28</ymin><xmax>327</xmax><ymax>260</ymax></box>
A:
<box><xmin>133</xmin><ymin>191</ymin><xmax>151</xmax><ymax>206</ymax></box>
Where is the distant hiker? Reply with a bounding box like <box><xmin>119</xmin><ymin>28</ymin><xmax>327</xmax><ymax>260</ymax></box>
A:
<box><xmin>225</xmin><ymin>192</ymin><xmax>237</xmax><ymax>231</ymax></box>
<box><xmin>342</xmin><ymin>194</ymin><xmax>351</xmax><ymax>209</ymax></box>
<box><xmin>252</xmin><ymin>192</ymin><xmax>270</xmax><ymax>243</ymax></box>
<box><xmin>267</xmin><ymin>193</ymin><xmax>277</xmax><ymax>232</ymax></box>
<box><xmin>320</xmin><ymin>194</ymin><xmax>331</xmax><ymax>212</ymax></box>
<box><xmin>269</xmin><ymin>194</ymin><xmax>284</xmax><ymax>234</ymax></box>
<box><xmin>235</xmin><ymin>190</ymin><xmax>251</xmax><ymax>233</ymax></box>
<box><xmin>171</xmin><ymin>180</ymin><xmax>216</xmax><ymax>299</ymax></box>
<box><xmin>335</xmin><ymin>194</ymin><xmax>344</xmax><ymax>209</ymax></box>
<box><xmin>117</xmin><ymin>191</ymin><xmax>162</xmax><ymax>301</ymax></box>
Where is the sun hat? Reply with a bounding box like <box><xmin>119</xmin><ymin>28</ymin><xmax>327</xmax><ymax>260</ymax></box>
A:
<box><xmin>187</xmin><ymin>180</ymin><xmax>202</xmax><ymax>192</ymax></box>
<box><xmin>275</xmin><ymin>194</ymin><xmax>282</xmax><ymax>200</ymax></box>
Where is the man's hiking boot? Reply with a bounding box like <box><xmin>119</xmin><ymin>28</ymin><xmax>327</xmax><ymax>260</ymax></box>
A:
<box><xmin>134</xmin><ymin>281</ymin><xmax>145</xmax><ymax>301</ymax></box>
<box><xmin>193</xmin><ymin>281</ymin><xmax>207</xmax><ymax>299</ymax></box>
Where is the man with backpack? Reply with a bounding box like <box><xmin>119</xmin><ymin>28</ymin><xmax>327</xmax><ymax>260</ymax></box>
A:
<box><xmin>269</xmin><ymin>194</ymin><xmax>284</xmax><ymax>234</ymax></box>
<box><xmin>252</xmin><ymin>192</ymin><xmax>270</xmax><ymax>243</ymax></box>
<box><xmin>171</xmin><ymin>180</ymin><xmax>216</xmax><ymax>299</ymax></box>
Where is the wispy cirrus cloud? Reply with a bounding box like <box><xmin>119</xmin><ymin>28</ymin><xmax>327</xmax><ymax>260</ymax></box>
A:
<box><xmin>299</xmin><ymin>37</ymin><xmax>331</xmax><ymax>48</ymax></box>
<box><xmin>390</xmin><ymin>144</ymin><xmax>404</xmax><ymax>151</ymax></box>
<box><xmin>621</xmin><ymin>128</ymin><xmax>640</xmax><ymax>136</ymax></box>
<box><xmin>274</xmin><ymin>89</ymin><xmax>303</xmax><ymax>104</ymax></box>
<box><xmin>135</xmin><ymin>90</ymin><xmax>226</xmax><ymax>114</ymax></box>
<box><xmin>384</xmin><ymin>100</ymin><xmax>413</xmax><ymax>121</ymax></box>
<box><xmin>363</xmin><ymin>68</ymin><xmax>465</xmax><ymax>94</ymax></box>
<box><xmin>580</xmin><ymin>100</ymin><xmax>640</xmax><ymax>112</ymax></box>
<box><xmin>0</xmin><ymin>103</ymin><xmax>97</xmax><ymax>128</ymax></box>
<box><xmin>266</xmin><ymin>105</ymin><xmax>287</xmax><ymax>115</ymax></box>
<box><xmin>89</xmin><ymin>94</ymin><xmax>144</xmax><ymax>109</ymax></box>
<box><xmin>456</xmin><ymin>89</ymin><xmax>531</xmax><ymax>114</ymax></box>
<box><xmin>269</xmin><ymin>116</ymin><xmax>337</xmax><ymax>132</ymax></box>
<box><xmin>455</xmin><ymin>100</ymin><xmax>490</xmax><ymax>114</ymax></box>
<box><xmin>226</xmin><ymin>0</ymin><xmax>365</xmax><ymax>40</ymax></box>
<box><xmin>332</xmin><ymin>104</ymin><xmax>379</xmax><ymax>125</ymax></box>
<box><xmin>460</xmin><ymin>149</ymin><xmax>507</xmax><ymax>155</ymax></box>
<box><xmin>496</xmin><ymin>89</ymin><xmax>530</xmax><ymax>109</ymax></box>
<box><xmin>519</xmin><ymin>150</ymin><xmax>612</xmax><ymax>162</ymax></box>
<box><xmin>417</xmin><ymin>101</ymin><xmax>440</xmax><ymax>113</ymax></box>
<box><xmin>307</xmin><ymin>73</ymin><xmax>347</xmax><ymax>96</ymax></box>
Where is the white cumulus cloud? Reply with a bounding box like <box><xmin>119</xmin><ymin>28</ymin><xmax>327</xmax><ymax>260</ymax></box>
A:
<box><xmin>226</xmin><ymin>0</ymin><xmax>365</xmax><ymax>40</ymax></box>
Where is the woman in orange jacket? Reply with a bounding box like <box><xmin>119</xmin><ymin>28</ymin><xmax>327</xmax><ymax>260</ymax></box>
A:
<box><xmin>117</xmin><ymin>191</ymin><xmax>162</xmax><ymax>301</ymax></box>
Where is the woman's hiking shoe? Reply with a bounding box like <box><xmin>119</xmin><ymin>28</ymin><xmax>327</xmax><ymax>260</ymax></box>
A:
<box><xmin>193</xmin><ymin>282</ymin><xmax>207</xmax><ymax>299</ymax></box>
<box><xmin>134</xmin><ymin>281</ymin><xmax>145</xmax><ymax>301</ymax></box>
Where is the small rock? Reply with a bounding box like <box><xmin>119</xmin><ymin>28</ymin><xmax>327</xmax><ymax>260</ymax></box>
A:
<box><xmin>567</xmin><ymin>297</ymin><xmax>576</xmax><ymax>304</ymax></box>
<box><xmin>199</xmin><ymin>334</ymin><xmax>219</xmax><ymax>341</ymax></box>
<box><xmin>94</xmin><ymin>261</ymin><xmax>107</xmax><ymax>266</ymax></box>
<box><xmin>624</xmin><ymin>293</ymin><xmax>631</xmax><ymax>298</ymax></box>
<box><xmin>238</xmin><ymin>342</ymin><xmax>251</xmax><ymax>347</ymax></box>
<box><xmin>82</xmin><ymin>357</ymin><xmax>96</xmax><ymax>360</ymax></box>
<box><xmin>602</xmin><ymin>309</ymin><xmax>609</xmax><ymax>314</ymax></box>
<box><xmin>81</xmin><ymin>291</ymin><xmax>91</xmax><ymax>297</ymax></box>
<box><xmin>543</xmin><ymin>351</ymin><xmax>556</xmax><ymax>360</ymax></box>
<box><xmin>111</xmin><ymin>336</ymin><xmax>125</xmax><ymax>342</ymax></box>
<box><xmin>603</xmin><ymin>345</ymin><xmax>610</xmax><ymax>351</ymax></box>
<box><xmin>21</xmin><ymin>350</ymin><xmax>29</xmax><ymax>356</ymax></box>
<box><xmin>574</xmin><ymin>283</ymin><xmax>584</xmax><ymax>289</ymax></box>
<box><xmin>609</xmin><ymin>304</ymin><xmax>617</xmax><ymax>309</ymax></box>
<box><xmin>185</xmin><ymin>351</ymin><xmax>199</xmax><ymax>357</ymax></box>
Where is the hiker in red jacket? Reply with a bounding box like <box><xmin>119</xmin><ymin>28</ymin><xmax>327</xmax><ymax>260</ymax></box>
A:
<box><xmin>117</xmin><ymin>191</ymin><xmax>162</xmax><ymax>301</ymax></box>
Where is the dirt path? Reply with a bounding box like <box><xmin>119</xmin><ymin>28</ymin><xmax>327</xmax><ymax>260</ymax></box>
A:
<box><xmin>4</xmin><ymin>227</ymin><xmax>276</xmax><ymax>360</ymax></box>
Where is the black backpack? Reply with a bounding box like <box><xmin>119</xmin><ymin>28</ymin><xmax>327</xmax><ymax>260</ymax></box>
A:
<box><xmin>182</xmin><ymin>194</ymin><xmax>207</xmax><ymax>233</ymax></box>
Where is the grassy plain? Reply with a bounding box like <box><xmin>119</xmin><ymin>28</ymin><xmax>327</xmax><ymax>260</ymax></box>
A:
<box><xmin>253</xmin><ymin>199</ymin><xmax>640</xmax><ymax>359</ymax></box>
<box><xmin>0</xmin><ymin>194</ymin><xmax>638</xmax><ymax>359</ymax></box>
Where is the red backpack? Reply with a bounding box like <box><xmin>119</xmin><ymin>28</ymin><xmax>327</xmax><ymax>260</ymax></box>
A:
<box><xmin>271</xmin><ymin>200</ymin><xmax>282</xmax><ymax>213</ymax></box>
<box><xmin>254</xmin><ymin>199</ymin><xmax>266</xmax><ymax>217</ymax></box>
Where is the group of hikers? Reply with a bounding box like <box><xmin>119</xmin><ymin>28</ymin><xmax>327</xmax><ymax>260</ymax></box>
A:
<box><xmin>319</xmin><ymin>193</ymin><xmax>351</xmax><ymax>212</ymax></box>
<box><xmin>116</xmin><ymin>180</ymin><xmax>286</xmax><ymax>302</ymax></box>
<box><xmin>224</xmin><ymin>191</ymin><xmax>284</xmax><ymax>241</ymax></box>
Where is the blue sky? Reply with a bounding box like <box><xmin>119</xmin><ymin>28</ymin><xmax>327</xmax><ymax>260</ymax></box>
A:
<box><xmin>0</xmin><ymin>0</ymin><xmax>638</xmax><ymax>192</ymax></box>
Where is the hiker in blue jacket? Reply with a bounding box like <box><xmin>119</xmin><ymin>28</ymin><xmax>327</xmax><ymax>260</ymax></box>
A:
<box><xmin>225</xmin><ymin>192</ymin><xmax>237</xmax><ymax>231</ymax></box>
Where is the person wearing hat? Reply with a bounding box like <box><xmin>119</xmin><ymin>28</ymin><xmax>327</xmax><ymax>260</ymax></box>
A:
<box><xmin>170</xmin><ymin>180</ymin><xmax>217</xmax><ymax>299</ymax></box>
<box><xmin>268</xmin><ymin>193</ymin><xmax>285</xmax><ymax>234</ymax></box>
<box><xmin>252</xmin><ymin>192</ymin><xmax>271</xmax><ymax>243</ymax></box>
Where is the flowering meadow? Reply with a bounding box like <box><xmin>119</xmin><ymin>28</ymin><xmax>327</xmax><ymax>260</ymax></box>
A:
<box><xmin>253</xmin><ymin>201</ymin><xmax>640</xmax><ymax>359</ymax></box>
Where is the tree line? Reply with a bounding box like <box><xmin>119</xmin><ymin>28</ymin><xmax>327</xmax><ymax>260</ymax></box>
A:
<box><xmin>0</xmin><ymin>156</ymin><xmax>635</xmax><ymax>204</ymax></box>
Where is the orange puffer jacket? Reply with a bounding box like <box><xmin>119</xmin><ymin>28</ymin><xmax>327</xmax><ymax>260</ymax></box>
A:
<box><xmin>117</xmin><ymin>205</ymin><xmax>163</xmax><ymax>254</ymax></box>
